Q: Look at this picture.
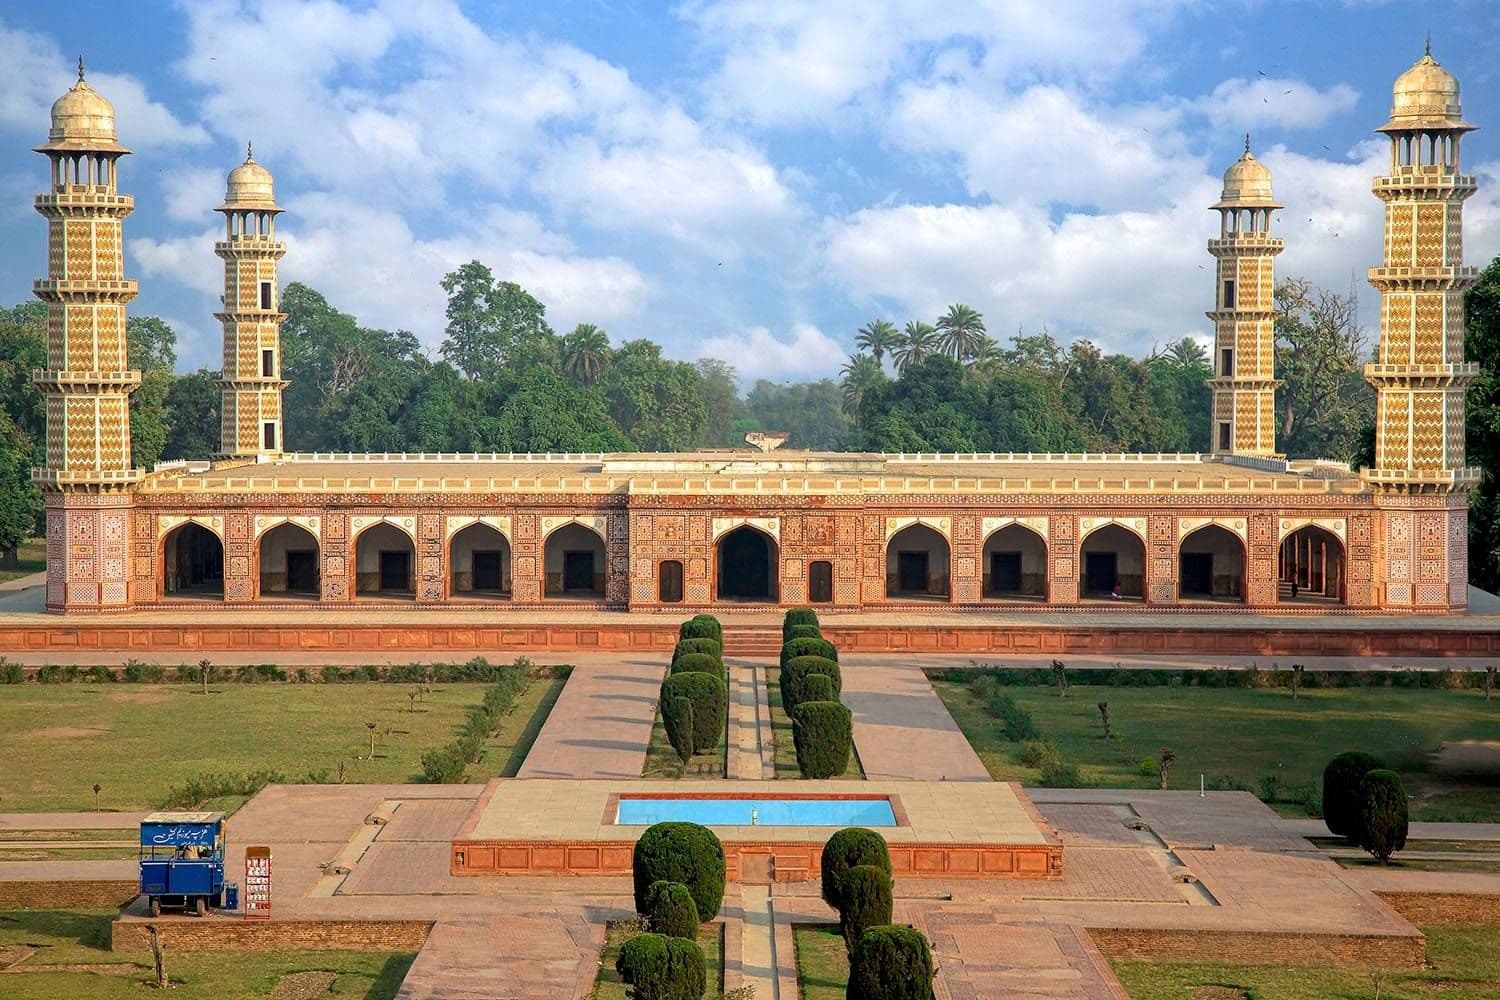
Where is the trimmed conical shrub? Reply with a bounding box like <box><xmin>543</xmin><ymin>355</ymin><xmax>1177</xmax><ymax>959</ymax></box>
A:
<box><xmin>632</xmin><ymin>822</ymin><xmax>726</xmax><ymax>920</ymax></box>
<box><xmin>662</xmin><ymin>695</ymin><xmax>694</xmax><ymax>764</ymax></box>
<box><xmin>838</xmin><ymin>865</ymin><xmax>893</xmax><ymax>954</ymax></box>
<box><xmin>661</xmin><ymin>671</ymin><xmax>727</xmax><ymax>753</ymax></box>
<box><xmin>820</xmin><ymin>828</ymin><xmax>892</xmax><ymax>909</ymax></box>
<box><xmin>1357</xmin><ymin>769</ymin><xmax>1409</xmax><ymax>864</ymax></box>
<box><xmin>643</xmin><ymin>880</ymin><xmax>700</xmax><ymax>939</ymax></box>
<box><xmin>847</xmin><ymin>925</ymin><xmax>934</xmax><ymax>1000</ymax></box>
<box><xmin>1323</xmin><ymin>751</ymin><xmax>1386</xmax><ymax>840</ymax></box>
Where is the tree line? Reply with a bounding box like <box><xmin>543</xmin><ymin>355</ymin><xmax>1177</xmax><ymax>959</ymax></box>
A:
<box><xmin>2</xmin><ymin>257</ymin><xmax>1500</xmax><ymax>589</ymax></box>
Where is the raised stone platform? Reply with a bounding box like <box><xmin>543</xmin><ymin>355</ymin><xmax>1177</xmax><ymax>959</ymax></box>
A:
<box><xmin>450</xmin><ymin>779</ymin><xmax>1062</xmax><ymax>881</ymax></box>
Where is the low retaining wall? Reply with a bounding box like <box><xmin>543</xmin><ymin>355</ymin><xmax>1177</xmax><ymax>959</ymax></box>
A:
<box><xmin>450</xmin><ymin>839</ymin><xmax>1062</xmax><ymax>882</ymax></box>
<box><xmin>110</xmin><ymin>916</ymin><xmax>431</xmax><ymax>952</ymax></box>
<box><xmin>0</xmin><ymin>880</ymin><xmax>138</xmax><ymax>908</ymax></box>
<box><xmin>1088</xmin><ymin>927</ymin><xmax>1426</xmax><ymax>969</ymax></box>
<box><xmin>1376</xmin><ymin>891</ymin><xmax>1500</xmax><ymax>925</ymax></box>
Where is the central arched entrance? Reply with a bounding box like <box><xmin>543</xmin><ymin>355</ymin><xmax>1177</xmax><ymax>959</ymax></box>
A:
<box><xmin>449</xmin><ymin>523</ymin><xmax>510</xmax><ymax>599</ymax></box>
<box><xmin>544</xmin><ymin>522</ymin><xmax>606</xmax><ymax>599</ymax></box>
<box><xmin>885</xmin><ymin>523</ymin><xmax>950</xmax><ymax>600</ymax></box>
<box><xmin>982</xmin><ymin>524</ymin><xmax>1047</xmax><ymax>601</ymax></box>
<box><xmin>258</xmin><ymin>522</ymin><xmax>319</xmax><ymax>600</ymax></box>
<box><xmin>162</xmin><ymin>522</ymin><xmax>224</xmax><ymax>599</ymax></box>
<box><xmin>1079</xmin><ymin>524</ymin><xmax>1145</xmax><ymax>601</ymax></box>
<box><xmin>716</xmin><ymin>526</ymin><xmax>778</xmax><ymax>602</ymax></box>
<box><xmin>1279</xmin><ymin>525</ymin><xmax>1346</xmax><ymax>604</ymax></box>
<box><xmin>354</xmin><ymin>522</ymin><xmax>415</xmax><ymax>599</ymax></box>
<box><xmin>1178</xmin><ymin>525</ymin><xmax>1245</xmax><ymax>603</ymax></box>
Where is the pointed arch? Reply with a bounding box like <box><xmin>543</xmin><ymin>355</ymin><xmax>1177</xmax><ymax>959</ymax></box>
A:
<box><xmin>714</xmin><ymin>523</ymin><xmax>779</xmax><ymax>602</ymax></box>
<box><xmin>160</xmin><ymin>520</ymin><xmax>225</xmax><ymax>600</ymax></box>
<box><xmin>1178</xmin><ymin>524</ymin><xmax>1245</xmax><ymax>603</ymax></box>
<box><xmin>449</xmin><ymin>521</ymin><xmax>511</xmax><ymax>599</ymax></box>
<box><xmin>981</xmin><ymin>521</ymin><xmax>1048</xmax><ymax>600</ymax></box>
<box><xmin>1079</xmin><ymin>522</ymin><xmax>1146</xmax><ymax>600</ymax></box>
<box><xmin>543</xmin><ymin>520</ymin><xmax>606</xmax><ymax>599</ymax></box>
<box><xmin>257</xmin><ymin>521</ymin><xmax>320</xmax><ymax>600</ymax></box>
<box><xmin>885</xmin><ymin>522</ymin><xmax>951</xmax><ymax>600</ymax></box>
<box><xmin>352</xmin><ymin>520</ymin><xmax>416</xmax><ymax>599</ymax></box>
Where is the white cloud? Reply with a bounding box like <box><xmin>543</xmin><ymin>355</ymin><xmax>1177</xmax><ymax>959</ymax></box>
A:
<box><xmin>1193</xmin><ymin>77</ymin><xmax>1360</xmax><ymax>130</ymax></box>
<box><xmin>130</xmin><ymin>226</ymin><xmax>221</xmax><ymax>298</ymax></box>
<box><xmin>0</xmin><ymin>23</ymin><xmax>207</xmax><ymax>148</ymax></box>
<box><xmin>696</xmin><ymin>323</ymin><xmax>846</xmax><ymax>379</ymax></box>
<box><xmin>160</xmin><ymin>166</ymin><xmax>227</xmax><ymax>223</ymax></box>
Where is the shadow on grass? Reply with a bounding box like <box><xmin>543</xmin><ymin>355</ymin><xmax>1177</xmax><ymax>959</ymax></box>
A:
<box><xmin>363</xmin><ymin>953</ymin><xmax>417</xmax><ymax>1000</ymax></box>
<box><xmin>498</xmin><ymin>675</ymin><xmax>568</xmax><ymax>777</ymax></box>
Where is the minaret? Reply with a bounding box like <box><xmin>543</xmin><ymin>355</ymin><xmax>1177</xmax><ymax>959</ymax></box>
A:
<box><xmin>214</xmin><ymin>144</ymin><xmax>287</xmax><ymax>459</ymax></box>
<box><xmin>1206</xmin><ymin>137</ymin><xmax>1283</xmax><ymax>458</ymax></box>
<box><xmin>1364</xmin><ymin>44</ymin><xmax>1478</xmax><ymax>490</ymax></box>
<box><xmin>33</xmin><ymin>60</ymin><xmax>140</xmax><ymax>612</ymax></box>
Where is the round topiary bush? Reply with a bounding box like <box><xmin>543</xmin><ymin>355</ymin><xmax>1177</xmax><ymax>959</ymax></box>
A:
<box><xmin>1357</xmin><ymin>768</ymin><xmax>1409</xmax><ymax>864</ymax></box>
<box><xmin>793</xmin><ymin>700</ymin><xmax>852</xmax><ymax>778</ymax></box>
<box><xmin>799</xmin><ymin>673</ymin><xmax>837</xmax><ymax>705</ymax></box>
<box><xmin>662</xmin><ymin>694</ymin><xmax>694</xmax><ymax>764</ymax></box>
<box><xmin>783</xmin><ymin>607</ymin><xmax>820</xmax><ymax>639</ymax></box>
<box><xmin>847</xmin><ymin>925</ymin><xmax>935</xmax><ymax>1000</ymax></box>
<box><xmin>679</xmin><ymin>615</ymin><xmax>721</xmax><ymax>643</ymax></box>
<box><xmin>838</xmin><ymin>864</ymin><xmax>894</xmax><ymax>954</ymax></box>
<box><xmin>786</xmin><ymin>623</ymin><xmax>822</xmax><ymax>642</ymax></box>
<box><xmin>781</xmin><ymin>636</ymin><xmax>838</xmax><ymax>669</ymax></box>
<box><xmin>661</xmin><ymin>671</ymin><xmax>727</xmax><ymax>753</ymax></box>
<box><xmin>643</xmin><ymin>879</ymin><xmax>700</xmax><ymax>939</ymax></box>
<box><xmin>781</xmin><ymin>655</ymin><xmax>840</xmax><ymax>714</ymax></box>
<box><xmin>673</xmin><ymin>638</ymin><xmax>722</xmax><ymax>662</ymax></box>
<box><xmin>616</xmin><ymin>931</ymin><xmax>707</xmax><ymax>1000</ymax></box>
<box><xmin>632</xmin><ymin>822</ymin><xmax>726</xmax><ymax>921</ymax></box>
<box><xmin>670</xmin><ymin>653</ymin><xmax>723</xmax><ymax>677</ymax></box>
<box><xmin>820</xmin><ymin>828</ymin><xmax>892</xmax><ymax>908</ymax></box>
<box><xmin>1323</xmin><ymin>750</ymin><xmax>1387</xmax><ymax>840</ymax></box>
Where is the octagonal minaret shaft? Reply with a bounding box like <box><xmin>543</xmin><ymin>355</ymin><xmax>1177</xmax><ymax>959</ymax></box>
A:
<box><xmin>1364</xmin><ymin>45</ymin><xmax>1479</xmax><ymax>492</ymax></box>
<box><xmin>214</xmin><ymin>144</ymin><xmax>288</xmax><ymax>459</ymax></box>
<box><xmin>1206</xmin><ymin>137</ymin><xmax>1283</xmax><ymax>457</ymax></box>
<box><xmin>32</xmin><ymin>60</ymin><xmax>141</xmax><ymax>490</ymax></box>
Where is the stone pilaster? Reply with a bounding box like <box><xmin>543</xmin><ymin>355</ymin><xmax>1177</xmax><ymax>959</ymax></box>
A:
<box><xmin>1048</xmin><ymin>514</ymin><xmax>1078</xmax><ymax>604</ymax></box>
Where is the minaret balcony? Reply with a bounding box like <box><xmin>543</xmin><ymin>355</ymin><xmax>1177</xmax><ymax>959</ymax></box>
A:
<box><xmin>1367</xmin><ymin>265</ymin><xmax>1478</xmax><ymax>290</ymax></box>
<box><xmin>1207</xmin><ymin>235</ymin><xmax>1283</xmax><ymax>253</ymax></box>
<box><xmin>1373</xmin><ymin>173</ymin><xmax>1477</xmax><ymax>197</ymax></box>
<box><xmin>32</xmin><ymin>369</ymin><xmax>142</xmax><ymax>392</ymax></box>
<box><xmin>1363</xmin><ymin>362</ymin><xmax>1477</xmax><ymax>386</ymax></box>
<box><xmin>32</xmin><ymin>278</ymin><xmax>139</xmax><ymax>302</ymax></box>
<box><xmin>214</xmin><ymin>238</ymin><xmax>287</xmax><ymax>258</ymax></box>
<box><xmin>1361</xmin><ymin>466</ymin><xmax>1480</xmax><ymax>492</ymax></box>
<box><xmin>34</xmin><ymin>190</ymin><xmax>134</xmax><ymax>212</ymax></box>
<box><xmin>32</xmin><ymin>467</ymin><xmax>144</xmax><ymax>489</ymax></box>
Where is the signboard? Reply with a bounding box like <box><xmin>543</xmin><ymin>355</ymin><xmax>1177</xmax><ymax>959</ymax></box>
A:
<box><xmin>244</xmin><ymin>846</ymin><xmax>272</xmax><ymax>919</ymax></box>
<box><xmin>140</xmin><ymin>823</ymin><xmax>218</xmax><ymax>848</ymax></box>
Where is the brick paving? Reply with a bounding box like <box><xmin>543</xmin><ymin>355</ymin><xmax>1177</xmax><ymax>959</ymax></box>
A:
<box><xmin>515</xmin><ymin>660</ymin><xmax>665</xmax><ymax>779</ymax></box>
<box><xmin>394</xmin><ymin>911</ymin><xmax>603</xmax><ymax>1000</ymax></box>
<box><xmin>912</xmin><ymin>905</ymin><xmax>1129</xmax><ymax>999</ymax></box>
<box><xmin>839</xmin><ymin>659</ymin><xmax>990</xmax><ymax>781</ymax></box>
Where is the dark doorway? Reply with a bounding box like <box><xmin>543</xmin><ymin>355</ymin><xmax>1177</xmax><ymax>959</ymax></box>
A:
<box><xmin>898</xmin><ymin>552</ymin><xmax>929</xmax><ymax>594</ymax></box>
<box><xmin>659</xmin><ymin>560</ymin><xmax>683</xmax><ymax>603</ymax></box>
<box><xmin>1180</xmin><ymin>552</ymin><xmax>1212</xmax><ymax>597</ymax></box>
<box><xmin>1085</xmin><ymin>552</ymin><xmax>1117</xmax><ymax>596</ymax></box>
<box><xmin>564</xmin><ymin>551</ymin><xmax>595</xmax><ymax>592</ymax></box>
<box><xmin>718</xmin><ymin>527</ymin><xmax>775</xmax><ymax>601</ymax></box>
<box><xmin>164</xmin><ymin>523</ymin><xmax>224</xmax><ymax>598</ymax></box>
<box><xmin>990</xmin><ymin>552</ymin><xmax>1021</xmax><ymax>594</ymax></box>
<box><xmin>809</xmin><ymin>561</ymin><xmax>833</xmax><ymax>603</ymax></box>
<box><xmin>472</xmin><ymin>551</ymin><xmax>502</xmax><ymax>591</ymax></box>
<box><xmin>379</xmin><ymin>550</ymin><xmax>410</xmax><ymax>592</ymax></box>
<box><xmin>286</xmin><ymin>550</ymin><xmax>318</xmax><ymax>594</ymax></box>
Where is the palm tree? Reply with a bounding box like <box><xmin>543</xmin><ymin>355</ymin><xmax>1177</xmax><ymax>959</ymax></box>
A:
<box><xmin>936</xmin><ymin>303</ymin><xmax>987</xmax><ymax>362</ymax></box>
<box><xmin>561</xmin><ymin>323</ymin><xmax>610</xmax><ymax>385</ymax></box>
<box><xmin>840</xmin><ymin>353</ymin><xmax>885</xmax><ymax>418</ymax></box>
<box><xmin>893</xmin><ymin>322</ymin><xmax>939</xmax><ymax>374</ymax></box>
<box><xmin>1166</xmin><ymin>336</ymin><xmax>1209</xmax><ymax>370</ymax></box>
<box><xmin>855</xmin><ymin>320</ymin><xmax>899</xmax><ymax>365</ymax></box>
<box><xmin>969</xmin><ymin>334</ymin><xmax>1002</xmax><ymax>365</ymax></box>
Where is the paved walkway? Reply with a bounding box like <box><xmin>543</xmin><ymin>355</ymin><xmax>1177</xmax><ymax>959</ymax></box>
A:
<box><xmin>516</xmin><ymin>660</ymin><xmax>665</xmax><ymax>779</ymax></box>
<box><xmin>394</xmin><ymin>912</ymin><xmax>602</xmax><ymax>1000</ymax></box>
<box><xmin>730</xmin><ymin>659</ymin><xmax>767</xmax><ymax>780</ymax></box>
<box><xmin>839</xmin><ymin>659</ymin><xmax>990</xmax><ymax>781</ymax></box>
<box><xmin>1277</xmin><ymin>817</ymin><xmax>1500</xmax><ymax>841</ymax></box>
<box><xmin>0</xmin><ymin>811</ymin><xmax>145</xmax><ymax>830</ymax></box>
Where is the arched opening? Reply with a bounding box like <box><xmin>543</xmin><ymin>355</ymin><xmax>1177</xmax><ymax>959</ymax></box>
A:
<box><xmin>809</xmin><ymin>560</ymin><xmax>834</xmax><ymax>604</ymax></box>
<box><xmin>715</xmin><ymin>526</ymin><xmax>778</xmax><ymax>603</ymax></box>
<box><xmin>1079</xmin><ymin>524</ymin><xmax>1145</xmax><ymax>601</ymax></box>
<box><xmin>544</xmin><ymin>523</ymin><xmax>606</xmax><ymax>599</ymax></box>
<box><xmin>449</xmin><ymin>523</ymin><xmax>510</xmax><ymax>600</ymax></box>
<box><xmin>257</xmin><ymin>523</ymin><xmax>319</xmax><ymax>600</ymax></box>
<box><xmin>885</xmin><ymin>523</ymin><xmax>950</xmax><ymax>601</ymax></box>
<box><xmin>354</xmin><ymin>522</ymin><xmax>415</xmax><ymax>599</ymax></box>
<box><xmin>162</xmin><ymin>523</ymin><xmax>223</xmax><ymax>600</ymax></box>
<box><xmin>658</xmin><ymin>560</ymin><xmax>684</xmax><ymax>603</ymax></box>
<box><xmin>1279</xmin><ymin>526</ymin><xmax>1346</xmax><ymax>605</ymax></box>
<box><xmin>981</xmin><ymin>524</ymin><xmax>1047</xmax><ymax>601</ymax></box>
<box><xmin>1178</xmin><ymin>525</ymin><xmax>1245</xmax><ymax>603</ymax></box>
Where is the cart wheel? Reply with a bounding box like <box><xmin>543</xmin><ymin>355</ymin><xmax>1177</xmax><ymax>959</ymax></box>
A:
<box><xmin>148</xmin><ymin>897</ymin><xmax>160</xmax><ymax>917</ymax></box>
<box><xmin>193</xmin><ymin>896</ymin><xmax>207</xmax><ymax>917</ymax></box>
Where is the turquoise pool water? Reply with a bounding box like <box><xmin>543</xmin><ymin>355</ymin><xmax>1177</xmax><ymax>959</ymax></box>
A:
<box><xmin>614</xmin><ymin>797</ymin><xmax>896</xmax><ymax>827</ymax></box>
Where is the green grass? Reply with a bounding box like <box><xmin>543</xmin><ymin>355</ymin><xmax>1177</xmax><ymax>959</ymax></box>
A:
<box><xmin>793</xmin><ymin>924</ymin><xmax>849</xmax><ymax>1000</ymax></box>
<box><xmin>0</xmin><ymin>678</ymin><xmax>565</xmax><ymax>812</ymax></box>
<box><xmin>766</xmin><ymin>667</ymin><xmax>863</xmax><ymax>780</ymax></box>
<box><xmin>1413</xmin><ymin>788</ymin><xmax>1500</xmax><ymax>823</ymax></box>
<box><xmin>1113</xmin><ymin>924</ymin><xmax>1500</xmax><ymax>999</ymax></box>
<box><xmin>0</xmin><ymin>909</ymin><xmax>413</xmax><ymax>998</ymax></box>
<box><xmin>0</xmin><ymin>537</ymin><xmax>44</xmax><ymax>583</ymax></box>
<box><xmin>930</xmin><ymin>677</ymin><xmax>1498</xmax><ymax>820</ymax></box>
<box><xmin>642</xmin><ymin>703</ymin><xmax>727</xmax><ymax>778</ymax></box>
<box><xmin>591</xmin><ymin>920</ymin><xmax>723</xmax><ymax>999</ymax></box>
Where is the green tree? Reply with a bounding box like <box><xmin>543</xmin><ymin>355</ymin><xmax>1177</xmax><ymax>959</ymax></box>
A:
<box><xmin>561</xmin><ymin>323</ymin><xmax>611</xmax><ymax>386</ymax></box>
<box><xmin>161</xmin><ymin>370</ymin><xmax>220</xmax><ymax>461</ymax></box>
<box><xmin>693</xmin><ymin>359</ymin><xmax>741</xmax><ymax>447</ymax></box>
<box><xmin>935</xmin><ymin>303</ymin><xmax>986</xmax><ymax>362</ymax></box>
<box><xmin>742</xmin><ymin>380</ymin><xmax>849</xmax><ymax>450</ymax></box>
<box><xmin>855</xmin><ymin>319</ymin><xmax>899</xmax><ymax>365</ymax></box>
<box><xmin>600</xmin><ymin>340</ymin><xmax>707</xmax><ymax>451</ymax></box>
<box><xmin>893</xmin><ymin>322</ymin><xmax>938</xmax><ymax>374</ymax></box>
<box><xmin>1464</xmin><ymin>255</ymin><xmax>1500</xmax><ymax>591</ymax></box>
<box><xmin>1275</xmin><ymin>277</ymin><xmax>1374</xmax><ymax>462</ymax></box>
<box><xmin>840</xmin><ymin>354</ymin><xmax>886</xmax><ymax>419</ymax></box>
<box><xmin>0</xmin><ymin>411</ymin><xmax>41</xmax><ymax>569</ymax></box>
<box><xmin>0</xmin><ymin>303</ymin><xmax>48</xmax><ymax>451</ymax></box>
<box><xmin>438</xmin><ymin>262</ymin><xmax>555</xmax><ymax>380</ymax></box>
<box><xmin>124</xmin><ymin>316</ymin><xmax>178</xmax><ymax>469</ymax></box>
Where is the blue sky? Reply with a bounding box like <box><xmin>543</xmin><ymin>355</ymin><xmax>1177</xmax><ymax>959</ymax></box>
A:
<box><xmin>1</xmin><ymin>0</ymin><xmax>1498</xmax><ymax>379</ymax></box>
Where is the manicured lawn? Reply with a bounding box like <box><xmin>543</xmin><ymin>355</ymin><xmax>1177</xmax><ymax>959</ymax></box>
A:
<box><xmin>767</xmin><ymin>667</ymin><xmax>864</xmax><ymax>780</ymax></box>
<box><xmin>1114</xmin><ymin>924</ymin><xmax>1500</xmax><ymax>999</ymax></box>
<box><xmin>794</xmin><ymin>924</ymin><xmax>849</xmax><ymax>1000</ymax></box>
<box><xmin>0</xmin><ymin>676</ymin><xmax>566</xmax><ymax>812</ymax></box>
<box><xmin>592</xmin><ymin>920</ymin><xmax>723</xmax><ymax>999</ymax></box>
<box><xmin>930</xmin><ymin>677</ymin><xmax>1499</xmax><ymax>820</ymax></box>
<box><xmin>0</xmin><ymin>909</ymin><xmax>413</xmax><ymax>999</ymax></box>
<box><xmin>0</xmin><ymin>537</ymin><xmax>44</xmax><ymax>583</ymax></box>
<box><xmin>642</xmin><ymin>702</ymin><xmax>727</xmax><ymax>778</ymax></box>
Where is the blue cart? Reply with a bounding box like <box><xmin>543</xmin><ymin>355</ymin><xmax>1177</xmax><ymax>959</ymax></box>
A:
<box><xmin>138</xmin><ymin>811</ymin><xmax>226</xmax><ymax>917</ymax></box>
